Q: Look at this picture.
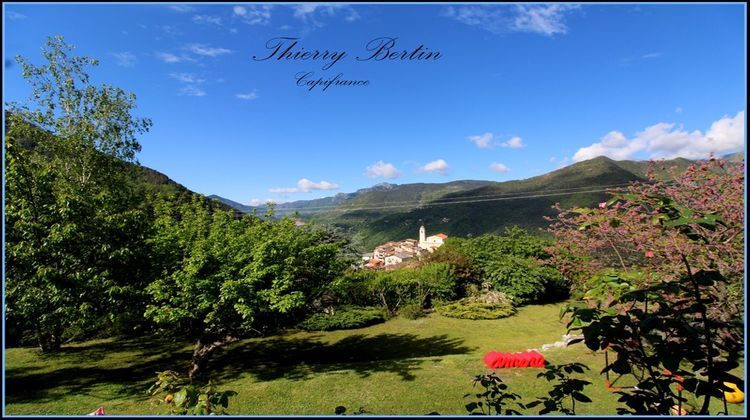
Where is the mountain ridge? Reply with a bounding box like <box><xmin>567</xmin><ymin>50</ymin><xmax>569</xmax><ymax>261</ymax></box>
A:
<box><xmin>209</xmin><ymin>153</ymin><xmax>742</xmax><ymax>250</ymax></box>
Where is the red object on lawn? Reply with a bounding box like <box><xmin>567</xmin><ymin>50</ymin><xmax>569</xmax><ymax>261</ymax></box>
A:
<box><xmin>483</xmin><ymin>350</ymin><xmax>545</xmax><ymax>369</ymax></box>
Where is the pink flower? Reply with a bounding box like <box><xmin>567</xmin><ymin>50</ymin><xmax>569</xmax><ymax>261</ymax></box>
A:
<box><xmin>88</xmin><ymin>407</ymin><xmax>105</xmax><ymax>416</ymax></box>
<box><xmin>645</xmin><ymin>250</ymin><xmax>655</xmax><ymax>258</ymax></box>
<box><xmin>599</xmin><ymin>202</ymin><xmax>607</xmax><ymax>209</ymax></box>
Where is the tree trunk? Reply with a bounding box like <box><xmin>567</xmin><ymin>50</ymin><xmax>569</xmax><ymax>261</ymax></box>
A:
<box><xmin>37</xmin><ymin>327</ymin><xmax>61</xmax><ymax>353</ymax></box>
<box><xmin>188</xmin><ymin>336</ymin><xmax>239</xmax><ymax>382</ymax></box>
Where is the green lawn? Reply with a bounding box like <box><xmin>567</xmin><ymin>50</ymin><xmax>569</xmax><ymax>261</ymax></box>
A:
<box><xmin>5</xmin><ymin>303</ymin><xmax>745</xmax><ymax>415</ymax></box>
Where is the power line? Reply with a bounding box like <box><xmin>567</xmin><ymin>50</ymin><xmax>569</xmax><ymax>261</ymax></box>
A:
<box><xmin>269</xmin><ymin>185</ymin><xmax>634</xmax><ymax>214</ymax></box>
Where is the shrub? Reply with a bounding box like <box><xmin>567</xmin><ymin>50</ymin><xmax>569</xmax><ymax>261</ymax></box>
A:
<box><xmin>148</xmin><ymin>370</ymin><xmax>237</xmax><ymax>415</ymax></box>
<box><xmin>399</xmin><ymin>303</ymin><xmax>425</xmax><ymax>320</ymax></box>
<box><xmin>298</xmin><ymin>306</ymin><xmax>385</xmax><ymax>331</ymax></box>
<box><xmin>483</xmin><ymin>255</ymin><xmax>567</xmax><ymax>305</ymax></box>
<box><xmin>435</xmin><ymin>228</ymin><xmax>568</xmax><ymax>305</ymax></box>
<box><xmin>437</xmin><ymin>292</ymin><xmax>516</xmax><ymax>320</ymax></box>
<box><xmin>468</xmin><ymin>290</ymin><xmax>515</xmax><ymax>306</ymax></box>
<box><xmin>327</xmin><ymin>263</ymin><xmax>459</xmax><ymax>313</ymax></box>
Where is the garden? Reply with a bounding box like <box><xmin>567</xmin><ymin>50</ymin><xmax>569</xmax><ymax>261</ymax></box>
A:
<box><xmin>4</xmin><ymin>36</ymin><xmax>746</xmax><ymax>416</ymax></box>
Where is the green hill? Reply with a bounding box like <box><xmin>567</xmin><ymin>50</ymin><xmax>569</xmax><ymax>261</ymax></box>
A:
<box><xmin>217</xmin><ymin>156</ymin><xmax>720</xmax><ymax>251</ymax></box>
<box><xmin>6</xmin><ymin>114</ymin><xmax>235</xmax><ymax>214</ymax></box>
<box><xmin>312</xmin><ymin>156</ymin><xmax>649</xmax><ymax>250</ymax></box>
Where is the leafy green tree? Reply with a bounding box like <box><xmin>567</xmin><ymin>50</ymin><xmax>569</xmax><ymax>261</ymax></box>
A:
<box><xmin>434</xmin><ymin>229</ymin><xmax>567</xmax><ymax>304</ymax></box>
<box><xmin>145</xmin><ymin>199</ymin><xmax>348</xmax><ymax>380</ymax></box>
<box><xmin>5</xmin><ymin>36</ymin><xmax>153</xmax><ymax>351</ymax></box>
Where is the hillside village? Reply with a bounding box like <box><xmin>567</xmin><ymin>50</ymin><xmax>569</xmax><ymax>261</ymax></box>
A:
<box><xmin>361</xmin><ymin>225</ymin><xmax>447</xmax><ymax>269</ymax></box>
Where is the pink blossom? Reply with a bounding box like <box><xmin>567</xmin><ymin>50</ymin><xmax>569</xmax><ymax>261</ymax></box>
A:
<box><xmin>599</xmin><ymin>202</ymin><xmax>607</xmax><ymax>209</ymax></box>
<box><xmin>88</xmin><ymin>407</ymin><xmax>105</xmax><ymax>416</ymax></box>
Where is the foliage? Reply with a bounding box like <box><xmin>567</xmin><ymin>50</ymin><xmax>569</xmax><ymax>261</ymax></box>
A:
<box><xmin>298</xmin><ymin>306</ymin><xmax>385</xmax><ymax>331</ymax></box>
<box><xmin>4</xmin><ymin>36</ymin><xmax>153</xmax><ymax>351</ymax></box>
<box><xmin>399</xmin><ymin>303</ymin><xmax>426</xmax><ymax>320</ymax></box>
<box><xmin>423</xmin><ymin>242</ymin><xmax>479</xmax><ymax>285</ymax></box>
<box><xmin>547</xmin><ymin>157</ymin><xmax>744</xmax><ymax>317</ymax></box>
<box><xmin>464</xmin><ymin>372</ymin><xmax>525</xmax><ymax>415</ymax></box>
<box><xmin>527</xmin><ymin>363</ymin><xmax>592</xmax><ymax>415</ymax></box>
<box><xmin>482</xmin><ymin>255</ymin><xmax>567</xmax><ymax>305</ymax></box>
<box><xmin>328</xmin><ymin>263</ymin><xmax>459</xmax><ymax>314</ymax></box>
<box><xmin>559</xmin><ymin>186</ymin><xmax>744</xmax><ymax>415</ymax></box>
<box><xmin>437</xmin><ymin>292</ymin><xmax>516</xmax><ymax>320</ymax></box>
<box><xmin>437</xmin><ymin>228</ymin><xmax>567</xmax><ymax>304</ymax></box>
<box><xmin>148</xmin><ymin>370</ymin><xmax>237</xmax><ymax>415</ymax></box>
<box><xmin>145</xmin><ymin>198</ymin><xmax>348</xmax><ymax>379</ymax></box>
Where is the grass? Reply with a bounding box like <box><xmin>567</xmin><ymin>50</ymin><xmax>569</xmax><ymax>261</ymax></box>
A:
<box><xmin>5</xmin><ymin>303</ymin><xmax>745</xmax><ymax>415</ymax></box>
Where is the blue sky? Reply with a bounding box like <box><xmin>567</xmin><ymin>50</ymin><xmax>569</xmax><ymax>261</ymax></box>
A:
<box><xmin>3</xmin><ymin>3</ymin><xmax>746</xmax><ymax>205</ymax></box>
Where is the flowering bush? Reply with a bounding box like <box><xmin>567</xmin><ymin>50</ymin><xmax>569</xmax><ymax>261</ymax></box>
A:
<box><xmin>550</xmin><ymin>157</ymin><xmax>744</xmax><ymax>414</ymax></box>
<box><xmin>547</xmin><ymin>156</ymin><xmax>744</xmax><ymax>318</ymax></box>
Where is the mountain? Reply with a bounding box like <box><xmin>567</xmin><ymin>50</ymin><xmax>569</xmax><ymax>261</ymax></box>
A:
<box><xmin>313</xmin><ymin>156</ymin><xmax>649</xmax><ymax>250</ymax></box>
<box><xmin>207</xmin><ymin>195</ymin><xmax>254</xmax><ymax>213</ymax></box>
<box><xmin>213</xmin><ymin>155</ymin><xmax>726</xmax><ymax>251</ymax></box>
<box><xmin>211</xmin><ymin>180</ymin><xmax>494</xmax><ymax>216</ymax></box>
<box><xmin>95</xmin><ymin>152</ymin><xmax>748</xmax><ymax>245</ymax></box>
<box><xmin>6</xmin><ymin>114</ymin><xmax>236</xmax><ymax>214</ymax></box>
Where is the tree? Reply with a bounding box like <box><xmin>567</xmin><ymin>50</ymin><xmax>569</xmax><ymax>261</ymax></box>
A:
<box><xmin>549</xmin><ymin>158</ymin><xmax>744</xmax><ymax>414</ymax></box>
<box><xmin>547</xmin><ymin>157</ymin><xmax>744</xmax><ymax>320</ymax></box>
<box><xmin>5</xmin><ymin>36</ymin><xmax>153</xmax><ymax>351</ymax></box>
<box><xmin>145</xmin><ymin>199</ymin><xmax>348</xmax><ymax>380</ymax></box>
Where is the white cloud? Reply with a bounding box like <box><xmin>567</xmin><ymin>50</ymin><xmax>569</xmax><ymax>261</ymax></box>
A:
<box><xmin>675</xmin><ymin>107</ymin><xmax>683</xmax><ymax>114</ymax></box>
<box><xmin>298</xmin><ymin>178</ymin><xmax>339</xmax><ymax>191</ymax></box>
<box><xmin>169</xmin><ymin>73</ymin><xmax>205</xmax><ymax>84</ymax></box>
<box><xmin>292</xmin><ymin>4</ymin><xmax>360</xmax><ymax>27</ymax></box>
<box><xmin>234</xmin><ymin>5</ymin><xmax>273</xmax><ymax>25</ymax></box>
<box><xmin>443</xmin><ymin>4</ymin><xmax>579</xmax><ymax>36</ymax></box>
<box><xmin>7</xmin><ymin>11</ymin><xmax>27</xmax><ymax>20</ymax></box>
<box><xmin>501</xmin><ymin>136</ymin><xmax>525</xmax><ymax>148</ymax></box>
<box><xmin>573</xmin><ymin>111</ymin><xmax>745</xmax><ymax>162</ymax></box>
<box><xmin>236</xmin><ymin>91</ymin><xmax>259</xmax><ymax>100</ymax></box>
<box><xmin>111</xmin><ymin>52</ymin><xmax>136</xmax><ymax>67</ymax></box>
<box><xmin>170</xmin><ymin>72</ymin><xmax>207</xmax><ymax>97</ymax></box>
<box><xmin>365</xmin><ymin>161</ymin><xmax>401</xmax><ymax>179</ymax></box>
<box><xmin>490</xmin><ymin>162</ymin><xmax>511</xmax><ymax>173</ymax></box>
<box><xmin>468</xmin><ymin>132</ymin><xmax>494</xmax><ymax>149</ymax></box>
<box><xmin>270</xmin><ymin>178</ymin><xmax>340</xmax><ymax>193</ymax></box>
<box><xmin>192</xmin><ymin>15</ymin><xmax>223</xmax><ymax>25</ymax></box>
<box><xmin>468</xmin><ymin>133</ymin><xmax>524</xmax><ymax>149</ymax></box>
<box><xmin>513</xmin><ymin>4</ymin><xmax>580</xmax><ymax>35</ymax></box>
<box><xmin>187</xmin><ymin>44</ymin><xmax>232</xmax><ymax>57</ymax></box>
<box><xmin>421</xmin><ymin>159</ymin><xmax>449</xmax><ymax>175</ymax></box>
<box><xmin>168</xmin><ymin>5</ymin><xmax>195</xmax><ymax>13</ymax></box>
<box><xmin>161</xmin><ymin>25</ymin><xmax>181</xmax><ymax>37</ymax></box>
<box><xmin>178</xmin><ymin>85</ymin><xmax>206</xmax><ymax>97</ymax></box>
<box><xmin>156</xmin><ymin>52</ymin><xmax>183</xmax><ymax>63</ymax></box>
